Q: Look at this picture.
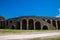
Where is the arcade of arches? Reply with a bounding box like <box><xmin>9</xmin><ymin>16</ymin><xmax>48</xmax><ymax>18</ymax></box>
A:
<box><xmin>0</xmin><ymin>17</ymin><xmax>60</xmax><ymax>30</ymax></box>
<box><xmin>47</xmin><ymin>19</ymin><xmax>60</xmax><ymax>30</ymax></box>
<box><xmin>6</xmin><ymin>19</ymin><xmax>48</xmax><ymax>30</ymax></box>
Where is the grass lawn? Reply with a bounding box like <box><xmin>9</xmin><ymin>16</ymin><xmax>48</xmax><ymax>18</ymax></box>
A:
<box><xmin>0</xmin><ymin>29</ymin><xmax>60</xmax><ymax>34</ymax></box>
<box><xmin>29</xmin><ymin>37</ymin><xmax>60</xmax><ymax>40</ymax></box>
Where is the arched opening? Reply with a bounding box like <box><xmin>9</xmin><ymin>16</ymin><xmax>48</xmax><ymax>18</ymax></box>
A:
<box><xmin>28</xmin><ymin>19</ymin><xmax>34</xmax><ymax>30</ymax></box>
<box><xmin>52</xmin><ymin>20</ymin><xmax>56</xmax><ymax>28</ymax></box>
<box><xmin>0</xmin><ymin>21</ymin><xmax>2</xmax><ymax>29</ymax></box>
<box><xmin>10</xmin><ymin>20</ymin><xmax>12</xmax><ymax>23</ymax></box>
<box><xmin>35</xmin><ymin>21</ymin><xmax>41</xmax><ymax>30</ymax></box>
<box><xmin>16</xmin><ymin>22</ymin><xmax>20</xmax><ymax>29</ymax></box>
<box><xmin>43</xmin><ymin>25</ymin><xmax>48</xmax><ymax>30</ymax></box>
<box><xmin>2</xmin><ymin>21</ymin><xmax>6</xmax><ymax>29</ymax></box>
<box><xmin>0</xmin><ymin>21</ymin><xmax>5</xmax><ymax>29</ymax></box>
<box><xmin>47</xmin><ymin>19</ymin><xmax>51</xmax><ymax>24</ymax></box>
<box><xmin>57</xmin><ymin>20</ymin><xmax>60</xmax><ymax>29</ymax></box>
<box><xmin>11</xmin><ymin>25</ymin><xmax>15</xmax><ymax>29</ymax></box>
<box><xmin>6</xmin><ymin>21</ymin><xmax>8</xmax><ymax>26</ymax></box>
<box><xmin>22</xmin><ymin>19</ymin><xmax>27</xmax><ymax>30</ymax></box>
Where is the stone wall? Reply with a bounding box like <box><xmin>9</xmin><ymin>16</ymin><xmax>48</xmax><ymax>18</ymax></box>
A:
<box><xmin>0</xmin><ymin>16</ymin><xmax>60</xmax><ymax>30</ymax></box>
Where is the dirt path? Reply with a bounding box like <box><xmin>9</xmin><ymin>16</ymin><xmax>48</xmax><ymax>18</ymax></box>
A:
<box><xmin>0</xmin><ymin>32</ymin><xmax>60</xmax><ymax>40</ymax></box>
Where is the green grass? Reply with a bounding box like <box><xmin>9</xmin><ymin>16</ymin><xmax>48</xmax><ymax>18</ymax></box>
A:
<box><xmin>0</xmin><ymin>29</ymin><xmax>59</xmax><ymax>34</ymax></box>
<box><xmin>29</xmin><ymin>37</ymin><xmax>60</xmax><ymax>40</ymax></box>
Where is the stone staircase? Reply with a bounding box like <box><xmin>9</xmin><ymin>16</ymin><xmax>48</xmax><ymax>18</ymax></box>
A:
<box><xmin>35</xmin><ymin>17</ymin><xmax>56</xmax><ymax>30</ymax></box>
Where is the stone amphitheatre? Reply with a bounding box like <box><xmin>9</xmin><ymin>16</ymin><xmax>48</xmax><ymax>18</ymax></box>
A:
<box><xmin>0</xmin><ymin>16</ymin><xmax>60</xmax><ymax>30</ymax></box>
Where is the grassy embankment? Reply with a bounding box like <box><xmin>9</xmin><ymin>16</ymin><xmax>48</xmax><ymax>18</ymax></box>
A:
<box><xmin>0</xmin><ymin>29</ymin><xmax>59</xmax><ymax>34</ymax></box>
<box><xmin>30</xmin><ymin>37</ymin><xmax>60</xmax><ymax>40</ymax></box>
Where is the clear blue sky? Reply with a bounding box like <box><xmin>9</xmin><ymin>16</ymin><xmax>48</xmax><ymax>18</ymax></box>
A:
<box><xmin>0</xmin><ymin>0</ymin><xmax>60</xmax><ymax>19</ymax></box>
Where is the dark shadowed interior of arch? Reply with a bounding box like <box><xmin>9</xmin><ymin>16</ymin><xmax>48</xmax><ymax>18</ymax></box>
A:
<box><xmin>11</xmin><ymin>25</ymin><xmax>15</xmax><ymax>29</ymax></box>
<box><xmin>0</xmin><ymin>21</ymin><xmax>5</xmax><ymax>29</ymax></box>
<box><xmin>29</xmin><ymin>19</ymin><xmax>34</xmax><ymax>30</ymax></box>
<box><xmin>47</xmin><ymin>19</ymin><xmax>51</xmax><ymax>24</ymax></box>
<box><xmin>0</xmin><ymin>21</ymin><xmax>2</xmax><ymax>29</ymax></box>
<box><xmin>2</xmin><ymin>21</ymin><xmax>6</xmax><ymax>29</ymax></box>
<box><xmin>16</xmin><ymin>22</ymin><xmax>20</xmax><ymax>29</ymax></box>
<box><xmin>35</xmin><ymin>21</ymin><xmax>41</xmax><ymax>30</ymax></box>
<box><xmin>43</xmin><ymin>25</ymin><xmax>48</xmax><ymax>30</ymax></box>
<box><xmin>52</xmin><ymin>20</ymin><xmax>56</xmax><ymax>28</ymax></box>
<box><xmin>57</xmin><ymin>20</ymin><xmax>60</xmax><ymax>29</ymax></box>
<box><xmin>6</xmin><ymin>21</ymin><xmax>8</xmax><ymax>27</ymax></box>
<box><xmin>22</xmin><ymin>19</ymin><xmax>27</xmax><ymax>30</ymax></box>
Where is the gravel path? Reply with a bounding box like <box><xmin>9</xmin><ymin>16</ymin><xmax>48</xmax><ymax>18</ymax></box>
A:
<box><xmin>0</xmin><ymin>32</ymin><xmax>60</xmax><ymax>40</ymax></box>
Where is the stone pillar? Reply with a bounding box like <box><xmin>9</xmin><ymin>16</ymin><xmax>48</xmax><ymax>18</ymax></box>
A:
<box><xmin>14</xmin><ymin>24</ymin><xmax>16</xmax><ymax>29</ymax></box>
<box><xmin>20</xmin><ymin>20</ymin><xmax>22</xmax><ymax>30</ymax></box>
<box><xmin>55</xmin><ymin>20</ymin><xmax>58</xmax><ymax>30</ymax></box>
<box><xmin>27</xmin><ymin>19</ymin><xmax>28</xmax><ymax>30</ymax></box>
<box><xmin>4</xmin><ymin>21</ymin><xmax>6</xmax><ymax>29</ymax></box>
<box><xmin>45</xmin><ymin>19</ymin><xmax>47</xmax><ymax>22</ymax></box>
<box><xmin>51</xmin><ymin>20</ymin><xmax>53</xmax><ymax>26</ymax></box>
<box><xmin>41</xmin><ymin>24</ymin><xmax>43</xmax><ymax>30</ymax></box>
<box><xmin>34</xmin><ymin>21</ymin><xmax>35</xmax><ymax>30</ymax></box>
<box><xmin>40</xmin><ymin>23</ymin><xmax>44</xmax><ymax>30</ymax></box>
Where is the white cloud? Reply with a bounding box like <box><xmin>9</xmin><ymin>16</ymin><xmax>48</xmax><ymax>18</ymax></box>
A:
<box><xmin>58</xmin><ymin>8</ymin><xmax>60</xmax><ymax>13</ymax></box>
<box><xmin>56</xmin><ymin>14</ymin><xmax>60</xmax><ymax>17</ymax></box>
<box><xmin>56</xmin><ymin>8</ymin><xmax>60</xmax><ymax>17</ymax></box>
<box><xmin>58</xmin><ymin>8</ymin><xmax>60</xmax><ymax>12</ymax></box>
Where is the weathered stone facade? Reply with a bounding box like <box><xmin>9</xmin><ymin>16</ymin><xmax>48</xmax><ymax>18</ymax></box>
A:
<box><xmin>0</xmin><ymin>16</ymin><xmax>60</xmax><ymax>30</ymax></box>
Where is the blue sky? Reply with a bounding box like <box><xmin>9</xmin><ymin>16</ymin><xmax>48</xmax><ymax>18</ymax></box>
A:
<box><xmin>0</xmin><ymin>0</ymin><xmax>60</xmax><ymax>19</ymax></box>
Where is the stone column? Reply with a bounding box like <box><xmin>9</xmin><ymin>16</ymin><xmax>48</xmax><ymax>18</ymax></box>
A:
<box><xmin>34</xmin><ymin>21</ymin><xmax>35</xmax><ymax>30</ymax></box>
<box><xmin>51</xmin><ymin>20</ymin><xmax>53</xmax><ymax>26</ymax></box>
<box><xmin>20</xmin><ymin>20</ymin><xmax>22</xmax><ymax>30</ymax></box>
<box><xmin>45</xmin><ymin>19</ymin><xmax>47</xmax><ymax>22</ymax></box>
<box><xmin>41</xmin><ymin>24</ymin><xmax>43</xmax><ymax>30</ymax></box>
<box><xmin>40</xmin><ymin>23</ymin><xmax>44</xmax><ymax>30</ymax></box>
<box><xmin>27</xmin><ymin>19</ymin><xmax>28</xmax><ymax>30</ymax></box>
<box><xmin>4</xmin><ymin>21</ymin><xmax>6</xmax><ymax>29</ymax></box>
<box><xmin>55</xmin><ymin>20</ymin><xmax>58</xmax><ymax>30</ymax></box>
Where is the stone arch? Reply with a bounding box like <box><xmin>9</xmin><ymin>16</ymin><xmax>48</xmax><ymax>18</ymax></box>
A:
<box><xmin>47</xmin><ymin>19</ymin><xmax>51</xmax><ymax>24</ymax></box>
<box><xmin>22</xmin><ymin>19</ymin><xmax>27</xmax><ymax>30</ymax></box>
<box><xmin>42</xmin><ymin>25</ymin><xmax>48</xmax><ymax>30</ymax></box>
<box><xmin>16</xmin><ymin>22</ymin><xmax>20</xmax><ymax>29</ymax></box>
<box><xmin>42</xmin><ymin>19</ymin><xmax>45</xmax><ymax>21</ymax></box>
<box><xmin>57</xmin><ymin>20</ymin><xmax>60</xmax><ymax>29</ymax></box>
<box><xmin>28</xmin><ymin>19</ymin><xmax>34</xmax><ymax>30</ymax></box>
<box><xmin>52</xmin><ymin>20</ymin><xmax>56</xmax><ymax>28</ymax></box>
<box><xmin>35</xmin><ymin>21</ymin><xmax>41</xmax><ymax>30</ymax></box>
<box><xmin>10</xmin><ymin>25</ymin><xmax>15</xmax><ymax>29</ymax></box>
